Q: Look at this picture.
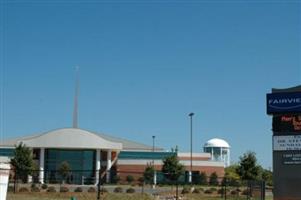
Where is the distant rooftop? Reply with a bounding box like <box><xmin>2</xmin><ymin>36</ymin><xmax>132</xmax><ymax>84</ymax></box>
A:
<box><xmin>97</xmin><ymin>131</ymin><xmax>163</xmax><ymax>151</ymax></box>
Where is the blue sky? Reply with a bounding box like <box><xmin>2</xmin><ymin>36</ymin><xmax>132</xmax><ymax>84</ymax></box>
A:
<box><xmin>0</xmin><ymin>0</ymin><xmax>300</xmax><ymax>168</ymax></box>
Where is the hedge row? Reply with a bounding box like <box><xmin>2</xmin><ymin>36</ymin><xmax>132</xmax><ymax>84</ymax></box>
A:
<box><xmin>16</xmin><ymin>186</ymin><xmax>136</xmax><ymax>193</ymax></box>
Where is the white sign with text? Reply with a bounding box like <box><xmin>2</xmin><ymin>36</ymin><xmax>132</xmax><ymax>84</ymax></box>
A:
<box><xmin>273</xmin><ymin>135</ymin><xmax>301</xmax><ymax>151</ymax></box>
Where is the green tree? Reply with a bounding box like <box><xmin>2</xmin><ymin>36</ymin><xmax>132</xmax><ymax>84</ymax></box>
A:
<box><xmin>31</xmin><ymin>161</ymin><xmax>40</xmax><ymax>183</ymax></box>
<box><xmin>261</xmin><ymin>168</ymin><xmax>273</xmax><ymax>186</ymax></box>
<box><xmin>143</xmin><ymin>164</ymin><xmax>154</xmax><ymax>184</ymax></box>
<box><xmin>161</xmin><ymin>154</ymin><xmax>184</xmax><ymax>183</ymax></box>
<box><xmin>222</xmin><ymin>164</ymin><xmax>240</xmax><ymax>186</ymax></box>
<box><xmin>58</xmin><ymin>161</ymin><xmax>71</xmax><ymax>184</ymax></box>
<box><xmin>10</xmin><ymin>143</ymin><xmax>35</xmax><ymax>183</ymax></box>
<box><xmin>209</xmin><ymin>172</ymin><xmax>219</xmax><ymax>186</ymax></box>
<box><xmin>237</xmin><ymin>151</ymin><xmax>260</xmax><ymax>181</ymax></box>
<box><xmin>162</xmin><ymin>154</ymin><xmax>184</xmax><ymax>200</ymax></box>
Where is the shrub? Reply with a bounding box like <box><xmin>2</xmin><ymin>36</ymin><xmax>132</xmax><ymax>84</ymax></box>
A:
<box><xmin>204</xmin><ymin>189</ymin><xmax>213</xmax><ymax>194</ymax></box>
<box><xmin>47</xmin><ymin>186</ymin><xmax>56</xmax><ymax>193</ymax></box>
<box><xmin>126</xmin><ymin>175</ymin><xmax>134</xmax><ymax>184</ymax></box>
<box><xmin>114</xmin><ymin>187</ymin><xmax>123</xmax><ymax>193</ymax></box>
<box><xmin>74</xmin><ymin>187</ymin><xmax>83</xmax><ymax>192</ymax></box>
<box><xmin>192</xmin><ymin>188</ymin><xmax>202</xmax><ymax>194</ymax></box>
<box><xmin>126</xmin><ymin>188</ymin><xmax>135</xmax><ymax>193</ymax></box>
<box><xmin>88</xmin><ymin>187</ymin><xmax>96</xmax><ymax>193</ymax></box>
<box><xmin>112</xmin><ymin>175</ymin><xmax>121</xmax><ymax>184</ymax></box>
<box><xmin>138</xmin><ymin>177</ymin><xmax>144</xmax><ymax>183</ymax></box>
<box><xmin>218</xmin><ymin>188</ymin><xmax>230</xmax><ymax>194</ymax></box>
<box><xmin>242</xmin><ymin>189</ymin><xmax>250</xmax><ymax>195</ymax></box>
<box><xmin>31</xmin><ymin>187</ymin><xmax>40</xmax><ymax>192</ymax></box>
<box><xmin>210</xmin><ymin>187</ymin><xmax>217</xmax><ymax>192</ymax></box>
<box><xmin>60</xmin><ymin>186</ymin><xmax>69</xmax><ymax>193</ymax></box>
<box><xmin>19</xmin><ymin>187</ymin><xmax>29</xmax><ymax>192</ymax></box>
<box><xmin>58</xmin><ymin>161</ymin><xmax>71</xmax><ymax>183</ymax></box>
<box><xmin>231</xmin><ymin>190</ymin><xmax>238</xmax><ymax>195</ymax></box>
<box><xmin>41</xmin><ymin>184</ymin><xmax>48</xmax><ymax>190</ymax></box>
<box><xmin>181</xmin><ymin>187</ymin><xmax>190</xmax><ymax>194</ymax></box>
<box><xmin>209</xmin><ymin>172</ymin><xmax>219</xmax><ymax>186</ymax></box>
<box><xmin>100</xmin><ymin>188</ymin><xmax>108</xmax><ymax>193</ymax></box>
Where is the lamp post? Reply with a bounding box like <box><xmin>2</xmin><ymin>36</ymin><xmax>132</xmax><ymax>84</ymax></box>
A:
<box><xmin>152</xmin><ymin>135</ymin><xmax>156</xmax><ymax>188</ymax></box>
<box><xmin>188</xmin><ymin>112</ymin><xmax>194</xmax><ymax>184</ymax></box>
<box><xmin>152</xmin><ymin>135</ymin><xmax>155</xmax><ymax>153</ymax></box>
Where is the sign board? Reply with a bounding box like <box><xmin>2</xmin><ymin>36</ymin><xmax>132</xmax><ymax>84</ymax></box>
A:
<box><xmin>267</xmin><ymin>92</ymin><xmax>301</xmax><ymax>114</ymax></box>
<box><xmin>273</xmin><ymin>135</ymin><xmax>301</xmax><ymax>151</ymax></box>
<box><xmin>273</xmin><ymin>115</ymin><xmax>301</xmax><ymax>133</ymax></box>
<box><xmin>283</xmin><ymin>153</ymin><xmax>301</xmax><ymax>165</ymax></box>
<box><xmin>267</xmin><ymin>87</ymin><xmax>301</xmax><ymax>199</ymax></box>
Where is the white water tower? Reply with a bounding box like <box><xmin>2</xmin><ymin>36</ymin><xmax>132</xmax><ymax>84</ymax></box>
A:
<box><xmin>203</xmin><ymin>138</ymin><xmax>230</xmax><ymax>167</ymax></box>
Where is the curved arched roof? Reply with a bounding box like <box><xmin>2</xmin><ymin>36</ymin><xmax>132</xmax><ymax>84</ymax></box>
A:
<box><xmin>0</xmin><ymin>128</ymin><xmax>163</xmax><ymax>151</ymax></box>
<box><xmin>204</xmin><ymin>138</ymin><xmax>230</xmax><ymax>148</ymax></box>
<box><xmin>3</xmin><ymin>128</ymin><xmax>123</xmax><ymax>150</ymax></box>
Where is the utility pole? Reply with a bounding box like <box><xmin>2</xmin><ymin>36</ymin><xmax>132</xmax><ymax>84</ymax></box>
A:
<box><xmin>189</xmin><ymin>112</ymin><xmax>194</xmax><ymax>185</ymax></box>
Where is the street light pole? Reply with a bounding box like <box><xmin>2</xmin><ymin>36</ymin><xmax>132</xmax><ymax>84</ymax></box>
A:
<box><xmin>189</xmin><ymin>112</ymin><xmax>194</xmax><ymax>185</ymax></box>
<box><xmin>152</xmin><ymin>135</ymin><xmax>156</xmax><ymax>188</ymax></box>
<box><xmin>152</xmin><ymin>136</ymin><xmax>155</xmax><ymax>153</ymax></box>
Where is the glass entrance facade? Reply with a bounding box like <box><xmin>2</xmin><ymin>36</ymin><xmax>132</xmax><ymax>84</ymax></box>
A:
<box><xmin>44</xmin><ymin>149</ymin><xmax>96</xmax><ymax>184</ymax></box>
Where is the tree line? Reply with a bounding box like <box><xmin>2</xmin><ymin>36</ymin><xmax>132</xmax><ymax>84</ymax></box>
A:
<box><xmin>10</xmin><ymin>143</ymin><xmax>272</xmax><ymax>186</ymax></box>
<box><xmin>143</xmin><ymin>151</ymin><xmax>273</xmax><ymax>186</ymax></box>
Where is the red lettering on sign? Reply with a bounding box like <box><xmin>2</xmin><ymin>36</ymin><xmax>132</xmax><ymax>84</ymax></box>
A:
<box><xmin>281</xmin><ymin>116</ymin><xmax>294</xmax><ymax>122</ymax></box>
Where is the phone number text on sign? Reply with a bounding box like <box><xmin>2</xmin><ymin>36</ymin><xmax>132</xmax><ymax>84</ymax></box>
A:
<box><xmin>283</xmin><ymin>153</ymin><xmax>301</xmax><ymax>165</ymax></box>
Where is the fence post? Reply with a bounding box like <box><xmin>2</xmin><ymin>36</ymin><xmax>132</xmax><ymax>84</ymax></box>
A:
<box><xmin>247</xmin><ymin>181</ymin><xmax>250</xmax><ymax>200</ymax></box>
<box><xmin>225</xmin><ymin>181</ymin><xmax>227</xmax><ymax>200</ymax></box>
<box><xmin>221</xmin><ymin>184</ymin><xmax>224</xmax><ymax>198</ymax></box>
<box><xmin>13</xmin><ymin>169</ymin><xmax>16</xmax><ymax>193</ymax></box>
<box><xmin>261</xmin><ymin>181</ymin><xmax>265</xmax><ymax>200</ymax></box>
<box><xmin>141</xmin><ymin>181</ymin><xmax>144</xmax><ymax>194</ymax></box>
<box><xmin>176</xmin><ymin>181</ymin><xmax>178</xmax><ymax>200</ymax></box>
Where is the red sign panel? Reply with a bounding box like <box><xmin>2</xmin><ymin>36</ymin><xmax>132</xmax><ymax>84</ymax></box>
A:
<box><xmin>273</xmin><ymin>115</ymin><xmax>301</xmax><ymax>133</ymax></box>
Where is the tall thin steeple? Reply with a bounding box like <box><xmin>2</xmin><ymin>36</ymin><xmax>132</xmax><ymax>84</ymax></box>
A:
<box><xmin>73</xmin><ymin>66</ymin><xmax>79</xmax><ymax>128</ymax></box>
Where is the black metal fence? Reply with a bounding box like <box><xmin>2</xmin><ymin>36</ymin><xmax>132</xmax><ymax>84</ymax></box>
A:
<box><xmin>3</xmin><ymin>169</ymin><xmax>268</xmax><ymax>200</ymax></box>
<box><xmin>220</xmin><ymin>180</ymin><xmax>266</xmax><ymax>200</ymax></box>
